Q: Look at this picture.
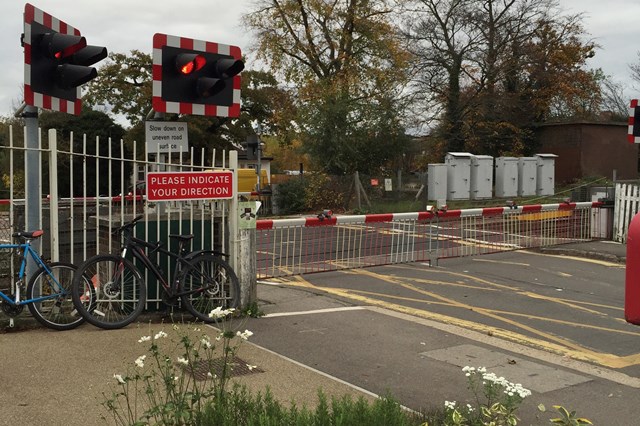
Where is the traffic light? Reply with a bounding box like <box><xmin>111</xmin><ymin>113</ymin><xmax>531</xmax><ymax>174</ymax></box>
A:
<box><xmin>23</xmin><ymin>3</ymin><xmax>107</xmax><ymax>115</ymax></box>
<box><xmin>243</xmin><ymin>135</ymin><xmax>259</xmax><ymax>160</ymax></box>
<box><xmin>152</xmin><ymin>33</ymin><xmax>244</xmax><ymax>117</ymax></box>
<box><xmin>629</xmin><ymin>99</ymin><xmax>640</xmax><ymax>144</ymax></box>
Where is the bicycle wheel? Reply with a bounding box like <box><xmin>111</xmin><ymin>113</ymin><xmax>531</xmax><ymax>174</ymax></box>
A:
<box><xmin>71</xmin><ymin>255</ymin><xmax>146</xmax><ymax>330</ymax></box>
<box><xmin>178</xmin><ymin>254</ymin><xmax>240</xmax><ymax>322</ymax></box>
<box><xmin>27</xmin><ymin>262</ymin><xmax>85</xmax><ymax>331</ymax></box>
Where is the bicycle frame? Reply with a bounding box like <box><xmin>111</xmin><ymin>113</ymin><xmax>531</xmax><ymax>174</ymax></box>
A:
<box><xmin>0</xmin><ymin>242</ymin><xmax>65</xmax><ymax>306</ymax></box>
<box><xmin>120</xmin><ymin>235</ymin><xmax>192</xmax><ymax>299</ymax></box>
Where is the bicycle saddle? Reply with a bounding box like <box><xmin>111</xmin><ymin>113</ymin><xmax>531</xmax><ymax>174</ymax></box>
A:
<box><xmin>12</xmin><ymin>230</ymin><xmax>44</xmax><ymax>239</ymax></box>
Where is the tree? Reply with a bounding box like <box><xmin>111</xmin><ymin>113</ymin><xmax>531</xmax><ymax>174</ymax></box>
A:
<box><xmin>404</xmin><ymin>0</ymin><xmax>603</xmax><ymax>158</ymax></box>
<box><xmin>38</xmin><ymin>110</ymin><xmax>128</xmax><ymax>197</ymax></box>
<box><xmin>84</xmin><ymin>50</ymin><xmax>152</xmax><ymax>127</ymax></box>
<box><xmin>84</xmin><ymin>51</ymin><xmax>295</xmax><ymax>165</ymax></box>
<box><xmin>244</xmin><ymin>0</ymin><xmax>412</xmax><ymax>175</ymax></box>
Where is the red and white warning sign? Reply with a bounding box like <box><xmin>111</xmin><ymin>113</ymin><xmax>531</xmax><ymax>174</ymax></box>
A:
<box><xmin>146</xmin><ymin>171</ymin><xmax>233</xmax><ymax>201</ymax></box>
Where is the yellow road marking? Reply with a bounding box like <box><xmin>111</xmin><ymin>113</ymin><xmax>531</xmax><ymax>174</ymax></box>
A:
<box><xmin>346</xmin><ymin>288</ymin><xmax>640</xmax><ymax>337</ymax></box>
<box><xmin>273</xmin><ymin>270</ymin><xmax>640</xmax><ymax>369</ymax></box>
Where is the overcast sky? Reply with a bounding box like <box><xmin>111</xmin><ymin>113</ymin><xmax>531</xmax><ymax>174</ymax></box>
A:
<box><xmin>1</xmin><ymin>0</ymin><xmax>639</xmax><ymax>119</ymax></box>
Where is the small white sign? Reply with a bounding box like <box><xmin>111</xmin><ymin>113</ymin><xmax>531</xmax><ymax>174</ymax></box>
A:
<box><xmin>145</xmin><ymin>121</ymin><xmax>188</xmax><ymax>153</ymax></box>
<box><xmin>384</xmin><ymin>178</ymin><xmax>393</xmax><ymax>192</ymax></box>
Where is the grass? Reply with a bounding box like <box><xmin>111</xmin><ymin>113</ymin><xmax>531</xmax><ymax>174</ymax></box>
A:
<box><xmin>197</xmin><ymin>386</ymin><xmax>431</xmax><ymax>426</ymax></box>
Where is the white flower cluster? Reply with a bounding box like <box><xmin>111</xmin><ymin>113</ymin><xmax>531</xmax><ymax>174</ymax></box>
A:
<box><xmin>462</xmin><ymin>366</ymin><xmax>531</xmax><ymax>399</ymax></box>
<box><xmin>236</xmin><ymin>330</ymin><xmax>253</xmax><ymax>340</ymax></box>
<box><xmin>134</xmin><ymin>355</ymin><xmax>146</xmax><ymax>368</ymax></box>
<box><xmin>208</xmin><ymin>307</ymin><xmax>236</xmax><ymax>319</ymax></box>
<box><xmin>444</xmin><ymin>400</ymin><xmax>457</xmax><ymax>410</ymax></box>
<box><xmin>201</xmin><ymin>337</ymin><xmax>212</xmax><ymax>349</ymax></box>
<box><xmin>462</xmin><ymin>366</ymin><xmax>487</xmax><ymax>377</ymax></box>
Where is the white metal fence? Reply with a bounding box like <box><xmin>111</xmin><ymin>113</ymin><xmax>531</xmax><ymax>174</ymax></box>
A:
<box><xmin>0</xmin><ymin>126</ymin><xmax>239</xmax><ymax>305</ymax></box>
<box><xmin>256</xmin><ymin>202</ymin><xmax>610</xmax><ymax>279</ymax></box>
<box><xmin>614</xmin><ymin>182</ymin><xmax>640</xmax><ymax>242</ymax></box>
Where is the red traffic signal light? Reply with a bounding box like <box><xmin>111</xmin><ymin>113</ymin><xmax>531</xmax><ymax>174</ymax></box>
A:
<box><xmin>176</xmin><ymin>53</ymin><xmax>206</xmax><ymax>75</ymax></box>
<box><xmin>24</xmin><ymin>3</ymin><xmax>108</xmax><ymax>115</ymax></box>
<box><xmin>152</xmin><ymin>33</ymin><xmax>244</xmax><ymax>117</ymax></box>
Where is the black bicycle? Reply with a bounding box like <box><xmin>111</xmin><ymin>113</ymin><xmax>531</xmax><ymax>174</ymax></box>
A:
<box><xmin>70</xmin><ymin>216</ymin><xmax>240</xmax><ymax>329</ymax></box>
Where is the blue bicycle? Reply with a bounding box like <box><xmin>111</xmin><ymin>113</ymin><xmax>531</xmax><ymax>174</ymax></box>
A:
<box><xmin>0</xmin><ymin>229</ymin><xmax>86</xmax><ymax>330</ymax></box>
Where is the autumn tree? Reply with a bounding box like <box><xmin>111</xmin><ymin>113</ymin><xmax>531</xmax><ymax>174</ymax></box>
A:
<box><xmin>244</xmin><ymin>0</ymin><xmax>412</xmax><ymax>175</ymax></box>
<box><xmin>404</xmin><ymin>0</ymin><xmax>602</xmax><ymax>158</ymax></box>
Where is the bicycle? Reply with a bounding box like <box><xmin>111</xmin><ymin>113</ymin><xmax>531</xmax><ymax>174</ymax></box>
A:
<box><xmin>71</xmin><ymin>215</ymin><xmax>240</xmax><ymax>330</ymax></box>
<box><xmin>0</xmin><ymin>229</ymin><xmax>86</xmax><ymax>331</ymax></box>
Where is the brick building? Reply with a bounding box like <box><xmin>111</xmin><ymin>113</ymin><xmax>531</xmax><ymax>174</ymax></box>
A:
<box><xmin>535</xmin><ymin>122</ymin><xmax>637</xmax><ymax>183</ymax></box>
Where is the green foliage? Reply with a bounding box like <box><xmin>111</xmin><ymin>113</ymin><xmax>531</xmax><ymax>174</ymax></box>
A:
<box><xmin>245</xmin><ymin>1</ymin><xmax>411</xmax><ymax>176</ymax></box>
<box><xmin>241</xmin><ymin>301</ymin><xmax>264</xmax><ymax>318</ymax></box>
<box><xmin>101</xmin><ymin>317</ymin><xmax>424</xmax><ymax>426</ymax></box>
<box><xmin>102</xmin><ymin>311</ymin><xmax>251</xmax><ymax>426</ymax></box>
<box><xmin>539</xmin><ymin>404</ymin><xmax>593</xmax><ymax>425</ymax></box>
<box><xmin>303</xmin><ymin>173</ymin><xmax>345</xmax><ymax>212</ymax></box>
<box><xmin>275</xmin><ymin>178</ymin><xmax>308</xmax><ymax>215</ymax></box>
<box><xmin>423</xmin><ymin>366</ymin><xmax>531</xmax><ymax>426</ymax></box>
<box><xmin>84</xmin><ymin>50</ymin><xmax>153</xmax><ymax>126</ymax></box>
<box><xmin>38</xmin><ymin>110</ymin><xmax>129</xmax><ymax>197</ymax></box>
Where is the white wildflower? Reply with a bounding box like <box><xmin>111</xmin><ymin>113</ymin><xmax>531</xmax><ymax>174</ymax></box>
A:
<box><xmin>177</xmin><ymin>356</ymin><xmax>189</xmax><ymax>366</ymax></box>
<box><xmin>113</xmin><ymin>374</ymin><xmax>126</xmax><ymax>384</ymax></box>
<box><xmin>208</xmin><ymin>306</ymin><xmax>235</xmax><ymax>319</ymax></box>
<box><xmin>154</xmin><ymin>331</ymin><xmax>168</xmax><ymax>339</ymax></box>
<box><xmin>246</xmin><ymin>364</ymin><xmax>257</xmax><ymax>371</ymax></box>
<box><xmin>444</xmin><ymin>400</ymin><xmax>457</xmax><ymax>410</ymax></box>
<box><xmin>138</xmin><ymin>335</ymin><xmax>151</xmax><ymax>343</ymax></box>
<box><xmin>236</xmin><ymin>329</ymin><xmax>253</xmax><ymax>340</ymax></box>
<box><xmin>201</xmin><ymin>337</ymin><xmax>212</xmax><ymax>349</ymax></box>
<box><xmin>134</xmin><ymin>355</ymin><xmax>146</xmax><ymax>368</ymax></box>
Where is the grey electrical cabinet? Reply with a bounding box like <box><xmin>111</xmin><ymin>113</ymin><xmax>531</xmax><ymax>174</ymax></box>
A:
<box><xmin>427</xmin><ymin>163</ymin><xmax>448</xmax><ymax>202</ymax></box>
<box><xmin>494</xmin><ymin>157</ymin><xmax>518</xmax><ymax>198</ymax></box>
<box><xmin>535</xmin><ymin>154</ymin><xmax>557</xmax><ymax>196</ymax></box>
<box><xmin>518</xmin><ymin>157</ymin><xmax>537</xmax><ymax>197</ymax></box>
<box><xmin>445</xmin><ymin>152</ymin><xmax>472</xmax><ymax>200</ymax></box>
<box><xmin>470</xmin><ymin>155</ymin><xmax>493</xmax><ymax>199</ymax></box>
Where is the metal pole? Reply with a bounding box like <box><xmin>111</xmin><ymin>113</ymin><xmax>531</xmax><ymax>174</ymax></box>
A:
<box><xmin>24</xmin><ymin>105</ymin><xmax>41</xmax><ymax>277</ymax></box>
<box><xmin>48</xmin><ymin>129</ymin><xmax>60</xmax><ymax>262</ymax></box>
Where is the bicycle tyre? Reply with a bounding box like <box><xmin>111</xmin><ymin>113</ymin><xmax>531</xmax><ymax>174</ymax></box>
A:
<box><xmin>178</xmin><ymin>254</ymin><xmax>240</xmax><ymax>322</ymax></box>
<box><xmin>71</xmin><ymin>254</ymin><xmax>146</xmax><ymax>330</ymax></box>
<box><xmin>27</xmin><ymin>262</ymin><xmax>85</xmax><ymax>331</ymax></box>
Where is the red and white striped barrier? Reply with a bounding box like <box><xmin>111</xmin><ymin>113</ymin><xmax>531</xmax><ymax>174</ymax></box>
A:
<box><xmin>256</xmin><ymin>201</ymin><xmax>604</xmax><ymax>230</ymax></box>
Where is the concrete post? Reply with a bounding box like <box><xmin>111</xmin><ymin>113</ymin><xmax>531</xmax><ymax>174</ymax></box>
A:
<box><xmin>625</xmin><ymin>212</ymin><xmax>640</xmax><ymax>325</ymax></box>
<box><xmin>238</xmin><ymin>228</ymin><xmax>257</xmax><ymax>308</ymax></box>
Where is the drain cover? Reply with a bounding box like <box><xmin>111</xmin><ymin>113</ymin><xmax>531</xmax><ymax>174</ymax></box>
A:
<box><xmin>183</xmin><ymin>356</ymin><xmax>264</xmax><ymax>381</ymax></box>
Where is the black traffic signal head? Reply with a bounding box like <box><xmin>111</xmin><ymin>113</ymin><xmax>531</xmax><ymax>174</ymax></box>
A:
<box><xmin>152</xmin><ymin>33</ymin><xmax>244</xmax><ymax>117</ymax></box>
<box><xmin>629</xmin><ymin>99</ymin><xmax>640</xmax><ymax>144</ymax></box>
<box><xmin>24</xmin><ymin>3</ymin><xmax>107</xmax><ymax>115</ymax></box>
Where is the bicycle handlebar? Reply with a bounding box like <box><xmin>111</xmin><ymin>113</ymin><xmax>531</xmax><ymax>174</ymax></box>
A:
<box><xmin>114</xmin><ymin>215</ymin><xmax>145</xmax><ymax>236</ymax></box>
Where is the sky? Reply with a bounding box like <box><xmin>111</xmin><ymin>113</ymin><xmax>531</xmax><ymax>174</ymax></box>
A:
<box><xmin>1</xmin><ymin>0</ymin><xmax>639</xmax><ymax>119</ymax></box>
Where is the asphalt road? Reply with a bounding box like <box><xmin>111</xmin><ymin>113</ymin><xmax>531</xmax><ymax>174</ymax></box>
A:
<box><xmin>261</xmin><ymin>249</ymin><xmax>638</xmax><ymax>374</ymax></box>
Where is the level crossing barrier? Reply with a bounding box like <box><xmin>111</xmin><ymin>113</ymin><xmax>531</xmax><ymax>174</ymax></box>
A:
<box><xmin>256</xmin><ymin>202</ymin><xmax>607</xmax><ymax>279</ymax></box>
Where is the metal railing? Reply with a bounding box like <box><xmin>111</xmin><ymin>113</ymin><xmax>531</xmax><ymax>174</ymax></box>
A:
<box><xmin>0</xmin><ymin>126</ymin><xmax>238</xmax><ymax>306</ymax></box>
<box><xmin>256</xmin><ymin>202</ymin><xmax>609</xmax><ymax>279</ymax></box>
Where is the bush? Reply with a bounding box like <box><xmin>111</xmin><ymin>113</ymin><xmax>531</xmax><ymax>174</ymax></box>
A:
<box><xmin>275</xmin><ymin>177</ymin><xmax>307</xmax><ymax>214</ymax></box>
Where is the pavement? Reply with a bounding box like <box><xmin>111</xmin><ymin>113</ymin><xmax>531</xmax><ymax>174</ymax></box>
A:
<box><xmin>0</xmin><ymin>240</ymin><xmax>635</xmax><ymax>426</ymax></box>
